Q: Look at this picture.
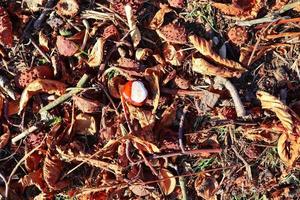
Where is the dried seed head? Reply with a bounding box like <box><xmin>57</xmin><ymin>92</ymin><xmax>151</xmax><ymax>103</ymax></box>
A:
<box><xmin>156</xmin><ymin>23</ymin><xmax>187</xmax><ymax>44</ymax></box>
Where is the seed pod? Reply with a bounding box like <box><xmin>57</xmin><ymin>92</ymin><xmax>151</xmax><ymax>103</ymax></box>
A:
<box><xmin>121</xmin><ymin>80</ymin><xmax>148</xmax><ymax>106</ymax></box>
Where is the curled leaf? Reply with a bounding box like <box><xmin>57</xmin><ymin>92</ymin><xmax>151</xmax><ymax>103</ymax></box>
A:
<box><xmin>163</xmin><ymin>43</ymin><xmax>185</xmax><ymax>66</ymax></box>
<box><xmin>159</xmin><ymin>168</ymin><xmax>176</xmax><ymax>195</ymax></box>
<box><xmin>73</xmin><ymin>95</ymin><xmax>101</xmax><ymax>113</ymax></box>
<box><xmin>19</xmin><ymin>169</ymin><xmax>48</xmax><ymax>193</ymax></box>
<box><xmin>277</xmin><ymin>133</ymin><xmax>299</xmax><ymax>166</ymax></box>
<box><xmin>189</xmin><ymin>35</ymin><xmax>245</xmax><ymax>72</ymax></box>
<box><xmin>87</xmin><ymin>37</ymin><xmax>105</xmax><ymax>67</ymax></box>
<box><xmin>0</xmin><ymin>7</ymin><xmax>13</xmax><ymax>47</ymax></box>
<box><xmin>257</xmin><ymin>91</ymin><xmax>293</xmax><ymax>134</ymax></box>
<box><xmin>56</xmin><ymin>35</ymin><xmax>79</xmax><ymax>56</ymax></box>
<box><xmin>19</xmin><ymin>79</ymin><xmax>67</xmax><ymax>114</ymax></box>
<box><xmin>150</xmin><ymin>5</ymin><xmax>174</xmax><ymax>29</ymax></box>
<box><xmin>39</xmin><ymin>31</ymin><xmax>49</xmax><ymax>52</ymax></box>
<box><xmin>192</xmin><ymin>56</ymin><xmax>243</xmax><ymax>78</ymax></box>
<box><xmin>125</xmin><ymin>4</ymin><xmax>141</xmax><ymax>48</ymax></box>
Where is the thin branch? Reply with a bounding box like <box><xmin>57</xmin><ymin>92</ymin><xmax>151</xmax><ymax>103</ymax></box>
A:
<box><xmin>232</xmin><ymin>146</ymin><xmax>253</xmax><ymax>181</ymax></box>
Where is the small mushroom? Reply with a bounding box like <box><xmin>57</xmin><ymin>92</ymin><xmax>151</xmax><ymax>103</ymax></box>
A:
<box><xmin>121</xmin><ymin>80</ymin><xmax>148</xmax><ymax>106</ymax></box>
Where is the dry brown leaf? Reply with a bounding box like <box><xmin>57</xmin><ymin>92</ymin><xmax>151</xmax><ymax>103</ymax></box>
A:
<box><xmin>277</xmin><ymin>134</ymin><xmax>299</xmax><ymax>166</ymax></box>
<box><xmin>0</xmin><ymin>7</ymin><xmax>13</xmax><ymax>47</ymax></box>
<box><xmin>127</xmin><ymin>104</ymin><xmax>156</xmax><ymax>130</ymax></box>
<box><xmin>19</xmin><ymin>169</ymin><xmax>48</xmax><ymax>193</ymax></box>
<box><xmin>25</xmin><ymin>152</ymin><xmax>43</xmax><ymax>172</ymax></box>
<box><xmin>257</xmin><ymin>91</ymin><xmax>293</xmax><ymax>134</ymax></box>
<box><xmin>228</xmin><ymin>26</ymin><xmax>248</xmax><ymax>46</ymax></box>
<box><xmin>194</xmin><ymin>173</ymin><xmax>218</xmax><ymax>199</ymax></box>
<box><xmin>73</xmin><ymin>113</ymin><xmax>97</xmax><ymax>135</ymax></box>
<box><xmin>168</xmin><ymin>0</ymin><xmax>185</xmax><ymax>8</ymax></box>
<box><xmin>0</xmin><ymin>124</ymin><xmax>10</xmax><ymax>149</ymax></box>
<box><xmin>18</xmin><ymin>79</ymin><xmax>67</xmax><ymax>114</ymax></box>
<box><xmin>73</xmin><ymin>95</ymin><xmax>101</xmax><ymax>113</ymax></box>
<box><xmin>128</xmin><ymin>135</ymin><xmax>160</xmax><ymax>153</ymax></box>
<box><xmin>129</xmin><ymin>184</ymin><xmax>151</xmax><ymax>196</ymax></box>
<box><xmin>189</xmin><ymin>35</ymin><xmax>245</xmax><ymax>72</ymax></box>
<box><xmin>135</xmin><ymin>48</ymin><xmax>152</xmax><ymax>61</ymax></box>
<box><xmin>149</xmin><ymin>5</ymin><xmax>174</xmax><ymax>29</ymax></box>
<box><xmin>56</xmin><ymin>147</ymin><xmax>123</xmax><ymax>174</ymax></box>
<box><xmin>43</xmin><ymin>153</ymin><xmax>69</xmax><ymax>191</ymax></box>
<box><xmin>108</xmin><ymin>75</ymin><xmax>126</xmax><ymax>99</ymax></box>
<box><xmin>125</xmin><ymin>4</ymin><xmax>141</xmax><ymax>48</ymax></box>
<box><xmin>163</xmin><ymin>43</ymin><xmax>185</xmax><ymax>66</ymax></box>
<box><xmin>0</xmin><ymin>96</ymin><xmax>3</xmax><ymax>118</ymax></box>
<box><xmin>56</xmin><ymin>35</ymin><xmax>79</xmax><ymax>56</ymax></box>
<box><xmin>212</xmin><ymin>0</ymin><xmax>263</xmax><ymax>20</ymax></box>
<box><xmin>39</xmin><ymin>31</ymin><xmax>49</xmax><ymax>52</ymax></box>
<box><xmin>156</xmin><ymin>23</ymin><xmax>187</xmax><ymax>44</ymax></box>
<box><xmin>271</xmin><ymin>0</ymin><xmax>289</xmax><ymax>10</ymax></box>
<box><xmin>192</xmin><ymin>56</ymin><xmax>243</xmax><ymax>78</ymax></box>
<box><xmin>87</xmin><ymin>37</ymin><xmax>105</xmax><ymax>67</ymax></box>
<box><xmin>56</xmin><ymin>0</ymin><xmax>79</xmax><ymax>17</ymax></box>
<box><xmin>145</xmin><ymin>68</ymin><xmax>160</xmax><ymax>114</ymax></box>
<box><xmin>159</xmin><ymin>168</ymin><xmax>176</xmax><ymax>195</ymax></box>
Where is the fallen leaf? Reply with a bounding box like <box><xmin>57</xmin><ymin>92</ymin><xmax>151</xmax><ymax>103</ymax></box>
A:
<box><xmin>127</xmin><ymin>104</ymin><xmax>156</xmax><ymax>130</ymax></box>
<box><xmin>56</xmin><ymin>0</ymin><xmax>79</xmax><ymax>17</ymax></box>
<box><xmin>43</xmin><ymin>153</ymin><xmax>69</xmax><ymax>191</ymax></box>
<box><xmin>0</xmin><ymin>124</ymin><xmax>10</xmax><ymax>149</ymax></box>
<box><xmin>87</xmin><ymin>37</ymin><xmax>105</xmax><ymax>67</ymax></box>
<box><xmin>257</xmin><ymin>91</ymin><xmax>293</xmax><ymax>134</ymax></box>
<box><xmin>39</xmin><ymin>31</ymin><xmax>49</xmax><ymax>52</ymax></box>
<box><xmin>163</xmin><ymin>43</ymin><xmax>185</xmax><ymax>66</ymax></box>
<box><xmin>73</xmin><ymin>113</ymin><xmax>97</xmax><ymax>135</ymax></box>
<box><xmin>168</xmin><ymin>0</ymin><xmax>185</xmax><ymax>8</ymax></box>
<box><xmin>189</xmin><ymin>35</ymin><xmax>245</xmax><ymax>72</ymax></box>
<box><xmin>19</xmin><ymin>169</ymin><xmax>48</xmax><ymax>193</ymax></box>
<box><xmin>0</xmin><ymin>7</ymin><xmax>13</xmax><ymax>47</ymax></box>
<box><xmin>271</xmin><ymin>0</ymin><xmax>289</xmax><ymax>10</ymax></box>
<box><xmin>150</xmin><ymin>5</ymin><xmax>174</xmax><ymax>29</ymax></box>
<box><xmin>192</xmin><ymin>56</ymin><xmax>243</xmax><ymax>78</ymax></box>
<box><xmin>125</xmin><ymin>4</ymin><xmax>141</xmax><ymax>48</ymax></box>
<box><xmin>156</xmin><ymin>23</ymin><xmax>187</xmax><ymax>44</ymax></box>
<box><xmin>194</xmin><ymin>173</ymin><xmax>218</xmax><ymax>199</ymax></box>
<box><xmin>129</xmin><ymin>184</ymin><xmax>151</xmax><ymax>197</ymax></box>
<box><xmin>24</xmin><ymin>0</ymin><xmax>46</xmax><ymax>12</ymax></box>
<box><xmin>25</xmin><ymin>152</ymin><xmax>43</xmax><ymax>172</ymax></box>
<box><xmin>228</xmin><ymin>26</ymin><xmax>248</xmax><ymax>46</ymax></box>
<box><xmin>277</xmin><ymin>133</ymin><xmax>299</xmax><ymax>166</ymax></box>
<box><xmin>129</xmin><ymin>135</ymin><xmax>160</xmax><ymax>153</ymax></box>
<box><xmin>56</xmin><ymin>35</ymin><xmax>79</xmax><ymax>56</ymax></box>
<box><xmin>19</xmin><ymin>79</ymin><xmax>67</xmax><ymax>114</ymax></box>
<box><xmin>145</xmin><ymin>68</ymin><xmax>160</xmax><ymax>114</ymax></box>
<box><xmin>73</xmin><ymin>95</ymin><xmax>101</xmax><ymax>113</ymax></box>
<box><xmin>0</xmin><ymin>96</ymin><xmax>3</xmax><ymax>117</ymax></box>
<box><xmin>135</xmin><ymin>48</ymin><xmax>152</xmax><ymax>61</ymax></box>
<box><xmin>159</xmin><ymin>168</ymin><xmax>176</xmax><ymax>195</ymax></box>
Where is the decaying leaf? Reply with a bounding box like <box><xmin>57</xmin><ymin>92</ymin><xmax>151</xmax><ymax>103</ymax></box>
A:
<box><xmin>19</xmin><ymin>79</ymin><xmax>67</xmax><ymax>114</ymax></box>
<box><xmin>39</xmin><ymin>31</ymin><xmax>49</xmax><ymax>52</ymax></box>
<box><xmin>0</xmin><ymin>95</ymin><xmax>3</xmax><ymax>118</ymax></box>
<box><xmin>192</xmin><ymin>56</ymin><xmax>243</xmax><ymax>78</ymax></box>
<box><xmin>163</xmin><ymin>43</ymin><xmax>185</xmax><ymax>66</ymax></box>
<box><xmin>125</xmin><ymin>4</ymin><xmax>141</xmax><ymax>48</ymax></box>
<box><xmin>0</xmin><ymin>124</ymin><xmax>10</xmax><ymax>149</ymax></box>
<box><xmin>56</xmin><ymin>35</ymin><xmax>79</xmax><ymax>56</ymax></box>
<box><xmin>145</xmin><ymin>68</ymin><xmax>160</xmax><ymax>114</ymax></box>
<box><xmin>87</xmin><ymin>37</ymin><xmax>105</xmax><ymax>67</ymax></box>
<box><xmin>135</xmin><ymin>48</ymin><xmax>152</xmax><ymax>61</ymax></box>
<box><xmin>129</xmin><ymin>184</ymin><xmax>151</xmax><ymax>196</ymax></box>
<box><xmin>194</xmin><ymin>173</ymin><xmax>218</xmax><ymax>199</ymax></box>
<box><xmin>73</xmin><ymin>113</ymin><xmax>97</xmax><ymax>135</ymax></box>
<box><xmin>257</xmin><ymin>91</ymin><xmax>293</xmax><ymax>134</ymax></box>
<box><xmin>159</xmin><ymin>168</ymin><xmax>176</xmax><ymax>195</ymax></box>
<box><xmin>108</xmin><ymin>76</ymin><xmax>126</xmax><ymax>99</ymax></box>
<box><xmin>189</xmin><ymin>35</ymin><xmax>245</xmax><ymax>72</ymax></box>
<box><xmin>0</xmin><ymin>7</ymin><xmax>13</xmax><ymax>47</ymax></box>
<box><xmin>25</xmin><ymin>152</ymin><xmax>43</xmax><ymax>172</ymax></box>
<box><xmin>150</xmin><ymin>5</ymin><xmax>174</xmax><ymax>29</ymax></box>
<box><xmin>168</xmin><ymin>0</ymin><xmax>185</xmax><ymax>8</ymax></box>
<box><xmin>43</xmin><ymin>153</ymin><xmax>69</xmax><ymax>191</ymax></box>
<box><xmin>156</xmin><ymin>23</ymin><xmax>187</xmax><ymax>44</ymax></box>
<box><xmin>56</xmin><ymin>0</ymin><xmax>79</xmax><ymax>17</ymax></box>
<box><xmin>19</xmin><ymin>169</ymin><xmax>48</xmax><ymax>193</ymax></box>
<box><xmin>277</xmin><ymin>133</ymin><xmax>299</xmax><ymax>166</ymax></box>
<box><xmin>271</xmin><ymin>0</ymin><xmax>289</xmax><ymax>10</ymax></box>
<box><xmin>228</xmin><ymin>26</ymin><xmax>248</xmax><ymax>46</ymax></box>
<box><xmin>212</xmin><ymin>0</ymin><xmax>263</xmax><ymax>20</ymax></box>
<box><xmin>73</xmin><ymin>95</ymin><xmax>101</xmax><ymax>113</ymax></box>
<box><xmin>128</xmin><ymin>135</ymin><xmax>160</xmax><ymax>153</ymax></box>
<box><xmin>127</xmin><ymin>104</ymin><xmax>156</xmax><ymax>130</ymax></box>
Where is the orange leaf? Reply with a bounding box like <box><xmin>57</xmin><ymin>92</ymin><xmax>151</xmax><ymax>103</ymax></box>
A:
<box><xmin>277</xmin><ymin>134</ymin><xmax>299</xmax><ymax>166</ymax></box>
<box><xmin>159</xmin><ymin>168</ymin><xmax>176</xmax><ymax>195</ymax></box>
<box><xmin>189</xmin><ymin>35</ymin><xmax>245</xmax><ymax>72</ymax></box>
<box><xmin>19</xmin><ymin>79</ymin><xmax>67</xmax><ymax>114</ymax></box>
<box><xmin>0</xmin><ymin>7</ymin><xmax>13</xmax><ymax>47</ymax></box>
<box><xmin>56</xmin><ymin>35</ymin><xmax>79</xmax><ymax>56</ymax></box>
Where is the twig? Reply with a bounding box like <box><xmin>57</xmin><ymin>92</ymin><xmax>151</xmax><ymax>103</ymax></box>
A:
<box><xmin>161</xmin><ymin>88</ymin><xmax>204</xmax><ymax>97</ymax></box>
<box><xmin>214</xmin><ymin>76</ymin><xmax>246</xmax><ymax>117</ymax></box>
<box><xmin>178</xmin><ymin>105</ymin><xmax>189</xmax><ymax>154</ymax></box>
<box><xmin>30</xmin><ymin>38</ymin><xmax>51</xmax><ymax>63</ymax></box>
<box><xmin>231</xmin><ymin>146</ymin><xmax>252</xmax><ymax>181</ymax></box>
<box><xmin>39</xmin><ymin>74</ymin><xmax>89</xmax><ymax>113</ymax></box>
<box><xmin>139</xmin><ymin>150</ymin><xmax>159</xmax><ymax>177</ymax></box>
<box><xmin>33</xmin><ymin>0</ymin><xmax>57</xmax><ymax>30</ymax></box>
<box><xmin>81</xmin><ymin>20</ymin><xmax>90</xmax><ymax>50</ymax></box>
<box><xmin>11</xmin><ymin>121</ymin><xmax>45</xmax><ymax>144</ymax></box>
<box><xmin>0</xmin><ymin>171</ymin><xmax>8</xmax><ymax>199</ymax></box>
<box><xmin>235</xmin><ymin>16</ymin><xmax>281</xmax><ymax>26</ymax></box>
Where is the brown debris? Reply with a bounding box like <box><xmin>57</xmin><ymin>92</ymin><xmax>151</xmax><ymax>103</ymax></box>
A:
<box><xmin>156</xmin><ymin>23</ymin><xmax>187</xmax><ymax>44</ymax></box>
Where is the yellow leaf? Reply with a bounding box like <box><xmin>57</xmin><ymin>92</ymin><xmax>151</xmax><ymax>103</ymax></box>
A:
<box><xmin>88</xmin><ymin>37</ymin><xmax>105</xmax><ymax>67</ymax></box>
<box><xmin>192</xmin><ymin>56</ymin><xmax>243</xmax><ymax>78</ymax></box>
<box><xmin>19</xmin><ymin>79</ymin><xmax>67</xmax><ymax>114</ymax></box>
<box><xmin>189</xmin><ymin>35</ymin><xmax>245</xmax><ymax>71</ymax></box>
<box><xmin>257</xmin><ymin>91</ymin><xmax>293</xmax><ymax>134</ymax></box>
<box><xmin>277</xmin><ymin>133</ymin><xmax>299</xmax><ymax>166</ymax></box>
<box><xmin>159</xmin><ymin>168</ymin><xmax>176</xmax><ymax>195</ymax></box>
<box><xmin>149</xmin><ymin>5</ymin><xmax>174</xmax><ymax>29</ymax></box>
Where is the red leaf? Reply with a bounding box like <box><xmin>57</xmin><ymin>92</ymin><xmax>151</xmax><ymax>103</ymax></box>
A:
<box><xmin>56</xmin><ymin>35</ymin><xmax>78</xmax><ymax>56</ymax></box>
<box><xmin>0</xmin><ymin>7</ymin><xmax>13</xmax><ymax>47</ymax></box>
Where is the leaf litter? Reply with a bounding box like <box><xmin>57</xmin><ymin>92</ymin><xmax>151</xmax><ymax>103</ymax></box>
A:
<box><xmin>0</xmin><ymin>0</ymin><xmax>300</xmax><ymax>199</ymax></box>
